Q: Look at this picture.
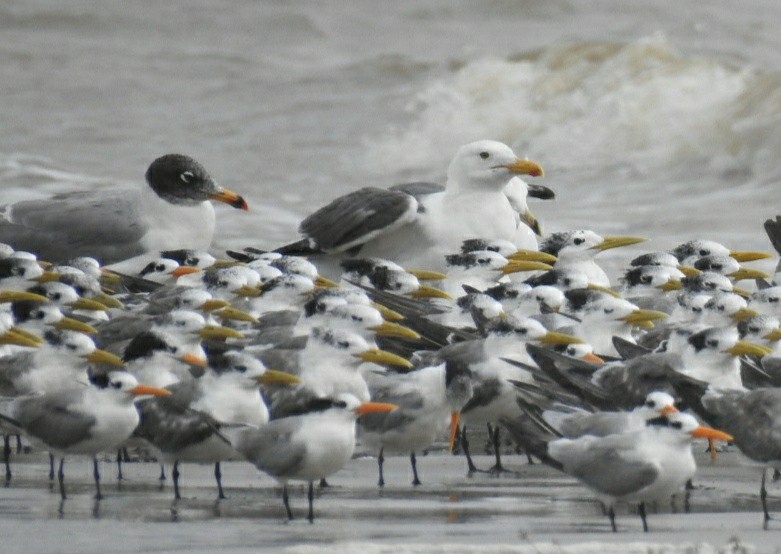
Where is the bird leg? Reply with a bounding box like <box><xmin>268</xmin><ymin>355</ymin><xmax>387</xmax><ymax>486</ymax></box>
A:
<box><xmin>460</xmin><ymin>426</ymin><xmax>479</xmax><ymax>475</ymax></box>
<box><xmin>638</xmin><ymin>502</ymin><xmax>648</xmax><ymax>532</ymax></box>
<box><xmin>410</xmin><ymin>452</ymin><xmax>422</xmax><ymax>486</ymax></box>
<box><xmin>377</xmin><ymin>447</ymin><xmax>385</xmax><ymax>488</ymax></box>
<box><xmin>159</xmin><ymin>464</ymin><xmax>166</xmax><ymax>482</ymax></box>
<box><xmin>93</xmin><ymin>457</ymin><xmax>102</xmax><ymax>500</ymax></box>
<box><xmin>15</xmin><ymin>434</ymin><xmax>22</xmax><ymax>454</ymax></box>
<box><xmin>608</xmin><ymin>505</ymin><xmax>617</xmax><ymax>532</ymax></box>
<box><xmin>282</xmin><ymin>484</ymin><xmax>293</xmax><ymax>521</ymax></box>
<box><xmin>319</xmin><ymin>478</ymin><xmax>329</xmax><ymax>488</ymax></box>
<box><xmin>57</xmin><ymin>458</ymin><xmax>66</xmax><ymax>500</ymax></box>
<box><xmin>214</xmin><ymin>462</ymin><xmax>226</xmax><ymax>500</ymax></box>
<box><xmin>3</xmin><ymin>434</ymin><xmax>11</xmax><ymax>482</ymax></box>
<box><xmin>488</xmin><ymin>427</ymin><xmax>519</xmax><ymax>476</ymax></box>
<box><xmin>172</xmin><ymin>461</ymin><xmax>181</xmax><ymax>500</ymax></box>
<box><xmin>49</xmin><ymin>453</ymin><xmax>55</xmax><ymax>481</ymax></box>
<box><xmin>116</xmin><ymin>449</ymin><xmax>123</xmax><ymax>481</ymax></box>
<box><xmin>761</xmin><ymin>468</ymin><xmax>772</xmax><ymax>529</ymax></box>
<box><xmin>307</xmin><ymin>481</ymin><xmax>315</xmax><ymax>523</ymax></box>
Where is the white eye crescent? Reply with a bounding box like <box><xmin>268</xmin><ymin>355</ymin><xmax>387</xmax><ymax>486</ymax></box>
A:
<box><xmin>180</xmin><ymin>171</ymin><xmax>194</xmax><ymax>183</ymax></box>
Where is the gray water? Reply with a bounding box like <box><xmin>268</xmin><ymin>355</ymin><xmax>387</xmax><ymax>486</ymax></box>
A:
<box><xmin>1</xmin><ymin>0</ymin><xmax>780</xmax><ymax>264</ymax></box>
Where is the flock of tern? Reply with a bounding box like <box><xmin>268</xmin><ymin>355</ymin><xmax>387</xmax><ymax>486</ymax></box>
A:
<box><xmin>0</xmin><ymin>141</ymin><xmax>780</xmax><ymax>531</ymax></box>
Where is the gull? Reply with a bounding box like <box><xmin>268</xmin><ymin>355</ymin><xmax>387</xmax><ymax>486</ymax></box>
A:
<box><xmin>225</xmin><ymin>393</ymin><xmax>396</xmax><ymax>522</ymax></box>
<box><xmin>0</xmin><ymin>371</ymin><xmax>170</xmax><ymax>499</ymax></box>
<box><xmin>0</xmin><ymin>154</ymin><xmax>248</xmax><ymax>263</ymax></box>
<box><xmin>276</xmin><ymin>140</ymin><xmax>544</xmax><ymax>276</ymax></box>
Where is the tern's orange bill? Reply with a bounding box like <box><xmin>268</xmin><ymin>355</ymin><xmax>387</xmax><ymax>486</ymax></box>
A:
<box><xmin>130</xmin><ymin>384</ymin><xmax>172</xmax><ymax>397</ymax></box>
<box><xmin>659</xmin><ymin>405</ymin><xmax>679</xmax><ymax>416</ymax></box>
<box><xmin>209</xmin><ymin>187</ymin><xmax>249</xmax><ymax>211</ymax></box>
<box><xmin>581</xmin><ymin>352</ymin><xmax>605</xmax><ymax>365</ymax></box>
<box><xmin>690</xmin><ymin>426</ymin><xmax>733</xmax><ymax>442</ymax></box>
<box><xmin>172</xmin><ymin>266</ymin><xmax>201</xmax><ymax>278</ymax></box>
<box><xmin>355</xmin><ymin>402</ymin><xmax>397</xmax><ymax>416</ymax></box>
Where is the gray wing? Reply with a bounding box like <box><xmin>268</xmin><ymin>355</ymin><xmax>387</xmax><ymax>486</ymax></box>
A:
<box><xmin>0</xmin><ymin>189</ymin><xmax>148</xmax><ymax>263</ymax></box>
<box><xmin>553</xmin><ymin>436</ymin><xmax>659</xmax><ymax>497</ymax></box>
<box><xmin>556</xmin><ymin>411</ymin><xmax>633</xmax><ymax>438</ymax></box>
<box><xmin>703</xmin><ymin>389</ymin><xmax>781</xmax><ymax>463</ymax></box>
<box><xmin>233</xmin><ymin>417</ymin><xmax>306</xmax><ymax>478</ymax></box>
<box><xmin>462</xmin><ymin>378</ymin><xmax>502</xmax><ymax>414</ymax></box>
<box><xmin>592</xmin><ymin>353</ymin><xmax>679</xmax><ymax>408</ymax></box>
<box><xmin>0</xmin><ymin>351</ymin><xmax>37</xmax><ymax>396</ymax></box>
<box><xmin>135</xmin><ymin>381</ymin><xmax>217</xmax><ymax>453</ymax></box>
<box><xmin>388</xmin><ymin>182</ymin><xmax>444</xmax><ymax>205</ymax></box>
<box><xmin>13</xmin><ymin>391</ymin><xmax>96</xmax><ymax>450</ymax></box>
<box><xmin>299</xmin><ymin>187</ymin><xmax>418</xmax><ymax>253</ymax></box>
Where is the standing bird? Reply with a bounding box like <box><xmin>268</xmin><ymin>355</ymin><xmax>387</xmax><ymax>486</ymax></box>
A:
<box><xmin>508</xmin><ymin>411</ymin><xmax>732</xmax><ymax>532</ymax></box>
<box><xmin>0</xmin><ymin>372</ymin><xmax>170</xmax><ymax>500</ymax></box>
<box><xmin>0</xmin><ymin>154</ymin><xmax>248</xmax><ymax>263</ymax></box>
<box><xmin>276</xmin><ymin>140</ymin><xmax>544</xmax><ymax>276</ymax></box>
<box><xmin>225</xmin><ymin>394</ymin><xmax>396</xmax><ymax>522</ymax></box>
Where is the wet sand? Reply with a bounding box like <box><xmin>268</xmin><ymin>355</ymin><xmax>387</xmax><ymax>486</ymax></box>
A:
<box><xmin>1</xmin><ymin>448</ymin><xmax>777</xmax><ymax>553</ymax></box>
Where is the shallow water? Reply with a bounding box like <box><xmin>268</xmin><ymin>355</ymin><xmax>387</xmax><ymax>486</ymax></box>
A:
<box><xmin>2</xmin><ymin>450</ymin><xmax>779</xmax><ymax>552</ymax></box>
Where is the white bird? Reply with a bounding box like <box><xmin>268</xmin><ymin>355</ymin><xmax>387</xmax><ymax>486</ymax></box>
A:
<box><xmin>507</xmin><ymin>410</ymin><xmax>732</xmax><ymax>532</ymax></box>
<box><xmin>277</xmin><ymin>140</ymin><xmax>544</xmax><ymax>276</ymax></box>
<box><xmin>0</xmin><ymin>372</ymin><xmax>170</xmax><ymax>499</ymax></box>
<box><xmin>225</xmin><ymin>393</ymin><xmax>396</xmax><ymax>522</ymax></box>
<box><xmin>0</xmin><ymin>154</ymin><xmax>248</xmax><ymax>264</ymax></box>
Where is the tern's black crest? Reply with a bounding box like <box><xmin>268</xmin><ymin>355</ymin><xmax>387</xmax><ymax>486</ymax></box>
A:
<box><xmin>124</xmin><ymin>331</ymin><xmax>177</xmax><ymax>362</ymax></box>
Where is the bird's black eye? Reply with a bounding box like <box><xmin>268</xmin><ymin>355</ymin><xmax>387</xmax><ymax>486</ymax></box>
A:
<box><xmin>604</xmin><ymin>308</ymin><xmax>614</xmax><ymax>314</ymax></box>
<box><xmin>645</xmin><ymin>400</ymin><xmax>654</xmax><ymax>408</ymax></box>
<box><xmin>641</xmin><ymin>276</ymin><xmax>652</xmax><ymax>284</ymax></box>
<box><xmin>112</xmin><ymin>381</ymin><xmax>123</xmax><ymax>389</ymax></box>
<box><xmin>479</xmin><ymin>152</ymin><xmax>490</xmax><ymax>159</ymax></box>
<box><xmin>671</xmin><ymin>421</ymin><xmax>683</xmax><ymax>429</ymax></box>
<box><xmin>749</xmin><ymin>327</ymin><xmax>760</xmax><ymax>334</ymax></box>
<box><xmin>176</xmin><ymin>320</ymin><xmax>185</xmax><ymax>327</ymax></box>
<box><xmin>351</xmin><ymin>315</ymin><xmax>362</xmax><ymax>322</ymax></box>
<box><xmin>699</xmin><ymin>249</ymin><xmax>709</xmax><ymax>256</ymax></box>
<box><xmin>692</xmin><ymin>307</ymin><xmax>702</xmax><ymax>313</ymax></box>
<box><xmin>334</xmin><ymin>400</ymin><xmax>348</xmax><ymax>408</ymax></box>
<box><xmin>573</xmin><ymin>238</ymin><xmax>585</xmax><ymax>245</ymax></box>
<box><xmin>66</xmin><ymin>343</ymin><xmax>78</xmax><ymax>351</ymax></box>
<box><xmin>180</xmin><ymin>171</ymin><xmax>194</xmax><ymax>183</ymax></box>
<box><xmin>717</xmin><ymin>305</ymin><xmax>725</xmax><ymax>312</ymax></box>
<box><xmin>34</xmin><ymin>311</ymin><xmax>45</xmax><ymax>320</ymax></box>
<box><xmin>338</xmin><ymin>341</ymin><xmax>350</xmax><ymax>348</ymax></box>
<box><xmin>235</xmin><ymin>365</ymin><xmax>247</xmax><ymax>373</ymax></box>
<box><xmin>478</xmin><ymin>258</ymin><xmax>489</xmax><ymax>265</ymax></box>
<box><xmin>516</xmin><ymin>328</ymin><xmax>528</xmax><ymax>335</ymax></box>
<box><xmin>770</xmin><ymin>297</ymin><xmax>780</xmax><ymax>304</ymax></box>
<box><xmin>52</xmin><ymin>293</ymin><xmax>61</xmax><ymax>301</ymax></box>
<box><xmin>156</xmin><ymin>264</ymin><xmax>166</xmax><ymax>272</ymax></box>
<box><xmin>566</xmin><ymin>346</ymin><xmax>576</xmax><ymax>355</ymax></box>
<box><xmin>707</xmin><ymin>340</ymin><xmax>719</xmax><ymax>348</ymax></box>
<box><xmin>218</xmin><ymin>280</ymin><xmax>228</xmax><ymax>287</ymax></box>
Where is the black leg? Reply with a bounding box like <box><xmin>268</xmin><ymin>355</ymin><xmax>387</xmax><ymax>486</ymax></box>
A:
<box><xmin>49</xmin><ymin>454</ymin><xmax>55</xmax><ymax>481</ymax></box>
<box><xmin>526</xmin><ymin>452</ymin><xmax>535</xmax><ymax>465</ymax></box>
<box><xmin>283</xmin><ymin>484</ymin><xmax>293</xmax><ymax>521</ymax></box>
<box><xmin>159</xmin><ymin>464</ymin><xmax>166</xmax><ymax>481</ymax></box>
<box><xmin>410</xmin><ymin>452</ymin><xmax>421</xmax><ymax>486</ymax></box>
<box><xmin>307</xmin><ymin>481</ymin><xmax>315</xmax><ymax>523</ymax></box>
<box><xmin>58</xmin><ymin>458</ymin><xmax>66</xmax><ymax>500</ymax></box>
<box><xmin>461</xmin><ymin>426</ymin><xmax>478</xmax><ymax>474</ymax></box>
<box><xmin>3</xmin><ymin>435</ymin><xmax>11</xmax><ymax>482</ymax></box>
<box><xmin>172</xmin><ymin>461</ymin><xmax>181</xmax><ymax>500</ymax></box>
<box><xmin>116</xmin><ymin>449</ymin><xmax>123</xmax><ymax>481</ymax></box>
<box><xmin>377</xmin><ymin>447</ymin><xmax>385</xmax><ymax>488</ymax></box>
<box><xmin>15</xmin><ymin>434</ymin><xmax>22</xmax><ymax>455</ymax></box>
<box><xmin>214</xmin><ymin>462</ymin><xmax>226</xmax><ymax>500</ymax></box>
<box><xmin>93</xmin><ymin>457</ymin><xmax>102</xmax><ymax>500</ymax></box>
<box><xmin>608</xmin><ymin>505</ymin><xmax>617</xmax><ymax>532</ymax></box>
<box><xmin>490</xmin><ymin>426</ymin><xmax>503</xmax><ymax>473</ymax></box>
<box><xmin>762</xmin><ymin>468</ymin><xmax>771</xmax><ymax>529</ymax></box>
<box><xmin>319</xmin><ymin>478</ymin><xmax>329</xmax><ymax>488</ymax></box>
<box><xmin>639</xmin><ymin>502</ymin><xmax>648</xmax><ymax>532</ymax></box>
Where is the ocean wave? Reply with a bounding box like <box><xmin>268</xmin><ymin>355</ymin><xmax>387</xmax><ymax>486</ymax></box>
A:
<box><xmin>361</xmin><ymin>34</ymin><xmax>781</xmax><ymax>188</ymax></box>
